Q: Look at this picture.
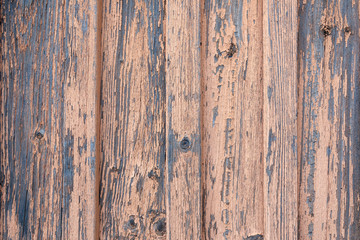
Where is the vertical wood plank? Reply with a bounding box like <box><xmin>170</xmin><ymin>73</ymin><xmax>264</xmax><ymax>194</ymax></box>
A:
<box><xmin>166</xmin><ymin>0</ymin><xmax>202</xmax><ymax>239</ymax></box>
<box><xmin>263</xmin><ymin>0</ymin><xmax>298</xmax><ymax>239</ymax></box>
<box><xmin>298</xmin><ymin>0</ymin><xmax>360</xmax><ymax>239</ymax></box>
<box><xmin>0</xmin><ymin>0</ymin><xmax>99</xmax><ymax>239</ymax></box>
<box><xmin>99</xmin><ymin>0</ymin><xmax>166</xmax><ymax>239</ymax></box>
<box><xmin>201</xmin><ymin>0</ymin><xmax>264</xmax><ymax>239</ymax></box>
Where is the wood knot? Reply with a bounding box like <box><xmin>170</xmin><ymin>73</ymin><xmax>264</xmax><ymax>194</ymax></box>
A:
<box><xmin>320</xmin><ymin>25</ymin><xmax>332</xmax><ymax>37</ymax></box>
<box><xmin>127</xmin><ymin>216</ymin><xmax>137</xmax><ymax>230</ymax></box>
<box><xmin>180</xmin><ymin>137</ymin><xmax>191</xmax><ymax>151</ymax></box>
<box><xmin>148</xmin><ymin>210</ymin><xmax>166</xmax><ymax>238</ymax></box>
<box><xmin>148</xmin><ymin>167</ymin><xmax>160</xmax><ymax>181</ymax></box>
<box><xmin>154</xmin><ymin>218</ymin><xmax>166</xmax><ymax>236</ymax></box>
<box><xmin>123</xmin><ymin>215</ymin><xmax>143</xmax><ymax>238</ymax></box>
<box><xmin>35</xmin><ymin>129</ymin><xmax>45</xmax><ymax>139</ymax></box>
<box><xmin>344</xmin><ymin>26</ymin><xmax>352</xmax><ymax>34</ymax></box>
<box><xmin>226</xmin><ymin>42</ymin><xmax>237</xmax><ymax>58</ymax></box>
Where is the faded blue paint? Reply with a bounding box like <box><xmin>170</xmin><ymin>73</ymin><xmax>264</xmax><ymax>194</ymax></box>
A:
<box><xmin>328</xmin><ymin>85</ymin><xmax>334</xmax><ymax>122</ymax></box>
<box><xmin>299</xmin><ymin>0</ymin><xmax>360</xmax><ymax>238</ymax></box>
<box><xmin>224</xmin><ymin>118</ymin><xmax>233</xmax><ymax>154</ymax></box>
<box><xmin>266</xmin><ymin>129</ymin><xmax>276</xmax><ymax>192</ymax></box>
<box><xmin>212</xmin><ymin>106</ymin><xmax>218</xmax><ymax>127</ymax></box>
<box><xmin>81</xmin><ymin>13</ymin><xmax>88</xmax><ymax>34</ymax></box>
<box><xmin>298</xmin><ymin>0</ymin><xmax>324</xmax><ymax>237</ymax></box>
<box><xmin>267</xmin><ymin>86</ymin><xmax>272</xmax><ymax>102</ymax></box>
<box><xmin>1</xmin><ymin>0</ymin><xmax>98</xmax><ymax>238</ymax></box>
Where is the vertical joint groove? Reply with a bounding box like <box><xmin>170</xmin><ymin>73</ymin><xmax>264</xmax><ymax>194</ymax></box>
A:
<box><xmin>199</xmin><ymin>0</ymin><xmax>206</xmax><ymax>238</ymax></box>
<box><xmin>95</xmin><ymin>0</ymin><xmax>103</xmax><ymax>238</ymax></box>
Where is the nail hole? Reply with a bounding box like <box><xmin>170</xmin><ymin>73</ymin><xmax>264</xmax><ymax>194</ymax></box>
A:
<box><xmin>180</xmin><ymin>137</ymin><xmax>191</xmax><ymax>150</ymax></box>
<box><xmin>154</xmin><ymin>218</ymin><xmax>166</xmax><ymax>236</ymax></box>
<box><xmin>35</xmin><ymin>129</ymin><xmax>45</xmax><ymax>139</ymax></box>
<box><xmin>345</xmin><ymin>26</ymin><xmax>351</xmax><ymax>33</ymax></box>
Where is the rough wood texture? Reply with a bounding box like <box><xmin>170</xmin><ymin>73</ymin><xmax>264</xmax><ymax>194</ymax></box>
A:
<box><xmin>165</xmin><ymin>0</ymin><xmax>202</xmax><ymax>239</ymax></box>
<box><xmin>99</xmin><ymin>0</ymin><xmax>166</xmax><ymax>239</ymax></box>
<box><xmin>201</xmin><ymin>0</ymin><xmax>263</xmax><ymax>239</ymax></box>
<box><xmin>2</xmin><ymin>0</ymin><xmax>360</xmax><ymax>239</ymax></box>
<box><xmin>298</xmin><ymin>0</ymin><xmax>360</xmax><ymax>239</ymax></box>
<box><xmin>263</xmin><ymin>0</ymin><xmax>298</xmax><ymax>239</ymax></box>
<box><xmin>0</xmin><ymin>0</ymin><xmax>99</xmax><ymax>239</ymax></box>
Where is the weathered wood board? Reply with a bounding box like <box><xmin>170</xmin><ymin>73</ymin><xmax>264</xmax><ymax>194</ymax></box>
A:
<box><xmin>201</xmin><ymin>0</ymin><xmax>264</xmax><ymax>239</ymax></box>
<box><xmin>1</xmin><ymin>0</ymin><xmax>99</xmax><ymax>239</ymax></box>
<box><xmin>298</xmin><ymin>0</ymin><xmax>360</xmax><ymax>239</ymax></box>
<box><xmin>263</xmin><ymin>0</ymin><xmax>299</xmax><ymax>239</ymax></box>
<box><xmin>99</xmin><ymin>0</ymin><xmax>166</xmax><ymax>239</ymax></box>
<box><xmin>166</xmin><ymin>0</ymin><xmax>202</xmax><ymax>239</ymax></box>
<box><xmin>1</xmin><ymin>0</ymin><xmax>360</xmax><ymax>239</ymax></box>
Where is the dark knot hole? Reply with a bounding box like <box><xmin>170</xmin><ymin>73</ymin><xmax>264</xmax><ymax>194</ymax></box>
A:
<box><xmin>154</xmin><ymin>219</ymin><xmax>166</xmax><ymax>236</ymax></box>
<box><xmin>180</xmin><ymin>137</ymin><xmax>191</xmax><ymax>150</ymax></box>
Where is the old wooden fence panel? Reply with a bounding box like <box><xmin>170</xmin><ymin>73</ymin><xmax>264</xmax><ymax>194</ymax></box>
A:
<box><xmin>1</xmin><ymin>0</ymin><xmax>360</xmax><ymax>239</ymax></box>
<box><xmin>201</xmin><ymin>0</ymin><xmax>263</xmax><ymax>239</ymax></box>
<box><xmin>99</xmin><ymin>0</ymin><xmax>166</xmax><ymax>239</ymax></box>
<box><xmin>263</xmin><ymin>0</ymin><xmax>298</xmax><ymax>239</ymax></box>
<box><xmin>166</xmin><ymin>0</ymin><xmax>202</xmax><ymax>239</ymax></box>
<box><xmin>1</xmin><ymin>0</ymin><xmax>99</xmax><ymax>239</ymax></box>
<box><xmin>298</xmin><ymin>1</ymin><xmax>360</xmax><ymax>239</ymax></box>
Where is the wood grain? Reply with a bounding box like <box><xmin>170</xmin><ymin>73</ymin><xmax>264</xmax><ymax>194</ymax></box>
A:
<box><xmin>298</xmin><ymin>0</ymin><xmax>360</xmax><ymax>239</ymax></box>
<box><xmin>201</xmin><ymin>0</ymin><xmax>264</xmax><ymax>239</ymax></box>
<box><xmin>262</xmin><ymin>0</ymin><xmax>298</xmax><ymax>239</ymax></box>
<box><xmin>0</xmin><ymin>0</ymin><xmax>99</xmax><ymax>239</ymax></box>
<box><xmin>2</xmin><ymin>0</ymin><xmax>360</xmax><ymax>239</ymax></box>
<box><xmin>165</xmin><ymin>0</ymin><xmax>202</xmax><ymax>239</ymax></box>
<box><xmin>99</xmin><ymin>0</ymin><xmax>166</xmax><ymax>239</ymax></box>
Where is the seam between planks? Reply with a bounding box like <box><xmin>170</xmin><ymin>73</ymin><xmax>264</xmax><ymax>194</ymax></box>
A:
<box><xmin>200</xmin><ymin>0</ymin><xmax>205</xmax><ymax>238</ymax></box>
<box><xmin>95</xmin><ymin>0</ymin><xmax>103</xmax><ymax>238</ymax></box>
<box><xmin>260</xmin><ymin>0</ymin><xmax>265</xmax><ymax>236</ymax></box>
<box><xmin>296</xmin><ymin>3</ymin><xmax>302</xmax><ymax>239</ymax></box>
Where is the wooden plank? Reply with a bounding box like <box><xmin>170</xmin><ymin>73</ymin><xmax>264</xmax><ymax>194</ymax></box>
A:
<box><xmin>165</xmin><ymin>0</ymin><xmax>201</xmax><ymax>239</ymax></box>
<box><xmin>262</xmin><ymin>0</ymin><xmax>298</xmax><ymax>239</ymax></box>
<box><xmin>99</xmin><ymin>0</ymin><xmax>166</xmax><ymax>239</ymax></box>
<box><xmin>201</xmin><ymin>0</ymin><xmax>263</xmax><ymax>239</ymax></box>
<box><xmin>298</xmin><ymin>0</ymin><xmax>360</xmax><ymax>239</ymax></box>
<box><xmin>0</xmin><ymin>0</ymin><xmax>99</xmax><ymax>239</ymax></box>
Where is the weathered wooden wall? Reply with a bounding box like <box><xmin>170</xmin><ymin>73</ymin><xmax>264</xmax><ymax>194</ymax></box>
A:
<box><xmin>1</xmin><ymin>0</ymin><xmax>360</xmax><ymax>239</ymax></box>
<box><xmin>1</xmin><ymin>0</ymin><xmax>99</xmax><ymax>238</ymax></box>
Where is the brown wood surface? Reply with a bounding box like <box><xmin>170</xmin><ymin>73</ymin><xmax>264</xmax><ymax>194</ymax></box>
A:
<box><xmin>298</xmin><ymin>0</ymin><xmax>360</xmax><ymax>239</ymax></box>
<box><xmin>166</xmin><ymin>0</ymin><xmax>202</xmax><ymax>239</ymax></box>
<box><xmin>0</xmin><ymin>0</ymin><xmax>99</xmax><ymax>239</ymax></box>
<box><xmin>201</xmin><ymin>0</ymin><xmax>263</xmax><ymax>239</ymax></box>
<box><xmin>263</xmin><ymin>0</ymin><xmax>298</xmax><ymax>239</ymax></box>
<box><xmin>99</xmin><ymin>0</ymin><xmax>166</xmax><ymax>239</ymax></box>
<box><xmin>1</xmin><ymin>0</ymin><xmax>360</xmax><ymax>239</ymax></box>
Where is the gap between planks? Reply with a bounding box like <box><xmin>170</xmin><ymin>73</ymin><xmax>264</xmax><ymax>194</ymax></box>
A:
<box><xmin>95</xmin><ymin>0</ymin><xmax>104</xmax><ymax>238</ymax></box>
